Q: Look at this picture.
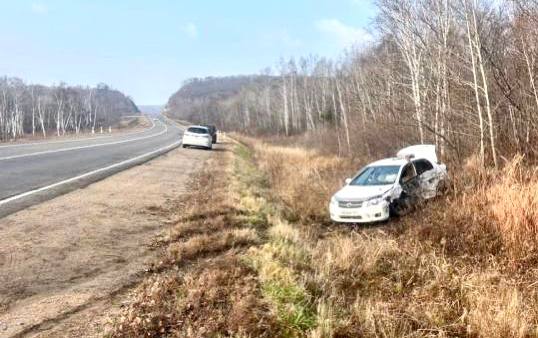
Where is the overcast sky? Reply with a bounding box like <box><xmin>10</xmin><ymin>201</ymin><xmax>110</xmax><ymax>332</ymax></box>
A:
<box><xmin>0</xmin><ymin>0</ymin><xmax>377</xmax><ymax>105</ymax></box>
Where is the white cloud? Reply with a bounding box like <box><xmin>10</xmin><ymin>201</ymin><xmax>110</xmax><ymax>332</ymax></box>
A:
<box><xmin>31</xmin><ymin>3</ymin><xmax>48</xmax><ymax>14</ymax></box>
<box><xmin>182</xmin><ymin>23</ymin><xmax>198</xmax><ymax>39</ymax></box>
<box><xmin>316</xmin><ymin>19</ymin><xmax>372</xmax><ymax>49</ymax></box>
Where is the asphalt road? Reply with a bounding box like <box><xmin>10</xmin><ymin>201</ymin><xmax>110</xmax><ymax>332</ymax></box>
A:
<box><xmin>0</xmin><ymin>116</ymin><xmax>184</xmax><ymax>217</ymax></box>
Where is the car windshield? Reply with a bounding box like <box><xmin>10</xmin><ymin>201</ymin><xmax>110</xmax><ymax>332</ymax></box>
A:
<box><xmin>350</xmin><ymin>165</ymin><xmax>401</xmax><ymax>186</ymax></box>
<box><xmin>187</xmin><ymin>127</ymin><xmax>209</xmax><ymax>134</ymax></box>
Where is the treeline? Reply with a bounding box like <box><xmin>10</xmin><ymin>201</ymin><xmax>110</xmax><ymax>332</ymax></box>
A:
<box><xmin>166</xmin><ymin>0</ymin><xmax>538</xmax><ymax>166</ymax></box>
<box><xmin>165</xmin><ymin>76</ymin><xmax>270</xmax><ymax>124</ymax></box>
<box><xmin>0</xmin><ymin>77</ymin><xmax>139</xmax><ymax>141</ymax></box>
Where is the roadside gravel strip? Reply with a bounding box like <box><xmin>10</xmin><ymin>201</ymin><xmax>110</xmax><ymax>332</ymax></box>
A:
<box><xmin>0</xmin><ymin>145</ymin><xmax>213</xmax><ymax>337</ymax></box>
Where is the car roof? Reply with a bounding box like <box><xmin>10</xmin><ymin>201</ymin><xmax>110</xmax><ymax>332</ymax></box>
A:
<box><xmin>188</xmin><ymin>125</ymin><xmax>209</xmax><ymax>130</ymax></box>
<box><xmin>368</xmin><ymin>157</ymin><xmax>408</xmax><ymax>167</ymax></box>
<box><xmin>368</xmin><ymin>156</ymin><xmax>436</xmax><ymax>168</ymax></box>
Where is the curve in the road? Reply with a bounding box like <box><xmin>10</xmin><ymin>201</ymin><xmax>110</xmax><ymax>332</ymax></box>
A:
<box><xmin>0</xmin><ymin>116</ymin><xmax>157</xmax><ymax>150</ymax></box>
<box><xmin>0</xmin><ymin>118</ymin><xmax>185</xmax><ymax>218</ymax></box>
<box><xmin>0</xmin><ymin>139</ymin><xmax>181</xmax><ymax>207</ymax></box>
<box><xmin>0</xmin><ymin>120</ymin><xmax>167</xmax><ymax>161</ymax></box>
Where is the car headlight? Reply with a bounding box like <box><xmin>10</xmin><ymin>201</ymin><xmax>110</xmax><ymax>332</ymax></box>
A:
<box><xmin>330</xmin><ymin>196</ymin><xmax>338</xmax><ymax>206</ymax></box>
<box><xmin>366</xmin><ymin>195</ymin><xmax>383</xmax><ymax>206</ymax></box>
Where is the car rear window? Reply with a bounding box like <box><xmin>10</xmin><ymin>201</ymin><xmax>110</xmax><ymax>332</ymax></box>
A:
<box><xmin>187</xmin><ymin>127</ymin><xmax>209</xmax><ymax>134</ymax></box>
<box><xmin>202</xmin><ymin>125</ymin><xmax>216</xmax><ymax>134</ymax></box>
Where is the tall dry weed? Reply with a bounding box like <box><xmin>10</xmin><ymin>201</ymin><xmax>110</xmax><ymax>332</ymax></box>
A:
<box><xmin>465</xmin><ymin>270</ymin><xmax>537</xmax><ymax>337</ymax></box>
<box><xmin>234</xmin><ymin>136</ymin><xmax>538</xmax><ymax>336</ymax></box>
<box><xmin>237</xmin><ymin>136</ymin><xmax>358</xmax><ymax>221</ymax></box>
<box><xmin>484</xmin><ymin>155</ymin><xmax>538</xmax><ymax>259</ymax></box>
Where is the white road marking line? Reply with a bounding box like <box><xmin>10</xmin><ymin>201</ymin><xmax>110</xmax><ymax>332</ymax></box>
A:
<box><xmin>162</xmin><ymin>115</ymin><xmax>183</xmax><ymax>128</ymax></box>
<box><xmin>0</xmin><ymin>116</ymin><xmax>156</xmax><ymax>149</ymax></box>
<box><xmin>0</xmin><ymin>140</ymin><xmax>182</xmax><ymax>206</ymax></box>
<box><xmin>0</xmin><ymin>134</ymin><xmax>115</xmax><ymax>148</ymax></box>
<box><xmin>0</xmin><ymin>120</ymin><xmax>168</xmax><ymax>161</ymax></box>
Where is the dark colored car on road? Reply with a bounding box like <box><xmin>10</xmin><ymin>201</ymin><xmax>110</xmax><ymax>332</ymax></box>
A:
<box><xmin>203</xmin><ymin>125</ymin><xmax>217</xmax><ymax>143</ymax></box>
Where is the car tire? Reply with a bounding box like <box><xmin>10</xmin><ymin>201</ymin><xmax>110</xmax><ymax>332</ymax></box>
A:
<box><xmin>389</xmin><ymin>195</ymin><xmax>415</xmax><ymax>217</ymax></box>
<box><xmin>182</xmin><ymin>144</ymin><xmax>187</xmax><ymax>148</ymax></box>
<box><xmin>436</xmin><ymin>179</ymin><xmax>450</xmax><ymax>195</ymax></box>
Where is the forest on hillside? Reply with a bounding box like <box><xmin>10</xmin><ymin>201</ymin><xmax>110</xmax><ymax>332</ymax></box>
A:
<box><xmin>0</xmin><ymin>77</ymin><xmax>139</xmax><ymax>141</ymax></box>
<box><xmin>166</xmin><ymin>0</ymin><xmax>538</xmax><ymax>166</ymax></box>
<box><xmin>165</xmin><ymin>76</ymin><xmax>270</xmax><ymax>124</ymax></box>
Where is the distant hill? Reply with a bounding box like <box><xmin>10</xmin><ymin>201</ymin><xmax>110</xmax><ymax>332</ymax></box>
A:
<box><xmin>165</xmin><ymin>76</ymin><xmax>273</xmax><ymax>127</ymax></box>
<box><xmin>138</xmin><ymin>105</ymin><xmax>163</xmax><ymax>115</ymax></box>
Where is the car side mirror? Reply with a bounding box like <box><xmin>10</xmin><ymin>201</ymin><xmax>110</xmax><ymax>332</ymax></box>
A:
<box><xmin>344</xmin><ymin>178</ymin><xmax>352</xmax><ymax>185</ymax></box>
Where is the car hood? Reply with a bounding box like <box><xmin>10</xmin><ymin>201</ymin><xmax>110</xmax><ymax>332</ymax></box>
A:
<box><xmin>334</xmin><ymin>184</ymin><xmax>393</xmax><ymax>201</ymax></box>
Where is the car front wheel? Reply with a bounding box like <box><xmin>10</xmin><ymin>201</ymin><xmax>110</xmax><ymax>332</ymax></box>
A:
<box><xmin>390</xmin><ymin>194</ymin><xmax>415</xmax><ymax>217</ymax></box>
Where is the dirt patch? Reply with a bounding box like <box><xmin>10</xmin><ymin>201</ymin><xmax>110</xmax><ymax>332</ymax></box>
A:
<box><xmin>0</xmin><ymin>146</ymin><xmax>212</xmax><ymax>337</ymax></box>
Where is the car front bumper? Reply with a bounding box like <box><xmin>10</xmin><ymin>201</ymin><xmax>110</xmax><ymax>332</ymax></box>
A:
<box><xmin>329</xmin><ymin>201</ymin><xmax>390</xmax><ymax>223</ymax></box>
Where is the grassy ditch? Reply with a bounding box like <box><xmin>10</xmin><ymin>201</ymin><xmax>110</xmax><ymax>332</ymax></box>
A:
<box><xmin>107</xmin><ymin>143</ymin><xmax>279</xmax><ymax>337</ymax></box>
<box><xmin>107</xmin><ymin>137</ymin><xmax>538</xmax><ymax>337</ymax></box>
<box><xmin>235</xmin><ymin>136</ymin><xmax>538</xmax><ymax>338</ymax></box>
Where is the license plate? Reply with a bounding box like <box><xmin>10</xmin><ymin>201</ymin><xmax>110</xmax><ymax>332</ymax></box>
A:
<box><xmin>341</xmin><ymin>210</ymin><xmax>360</xmax><ymax>216</ymax></box>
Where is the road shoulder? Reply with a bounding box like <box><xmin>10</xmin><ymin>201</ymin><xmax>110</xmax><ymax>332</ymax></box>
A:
<box><xmin>0</xmin><ymin>145</ymin><xmax>211</xmax><ymax>337</ymax></box>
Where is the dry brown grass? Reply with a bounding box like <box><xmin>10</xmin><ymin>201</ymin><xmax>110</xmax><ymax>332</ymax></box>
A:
<box><xmin>117</xmin><ymin>116</ymin><xmax>151</xmax><ymax>129</ymax></box>
<box><xmin>412</xmin><ymin>154</ymin><xmax>538</xmax><ymax>262</ymax></box>
<box><xmin>109</xmin><ymin>255</ymin><xmax>278</xmax><ymax>338</ymax></box>
<box><xmin>236</xmin><ymin>136</ymin><xmax>538</xmax><ymax>337</ymax></box>
<box><xmin>237</xmin><ymin>135</ymin><xmax>359</xmax><ymax>221</ymax></box>
<box><xmin>485</xmin><ymin>156</ymin><xmax>538</xmax><ymax>259</ymax></box>
<box><xmin>164</xmin><ymin>228</ymin><xmax>259</xmax><ymax>265</ymax></box>
<box><xmin>108</xmin><ymin>134</ymin><xmax>538</xmax><ymax>337</ymax></box>
<box><xmin>107</xmin><ymin>143</ymin><xmax>282</xmax><ymax>338</ymax></box>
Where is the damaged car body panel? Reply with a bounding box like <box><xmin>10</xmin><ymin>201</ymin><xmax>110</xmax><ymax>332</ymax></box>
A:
<box><xmin>329</xmin><ymin>145</ymin><xmax>448</xmax><ymax>223</ymax></box>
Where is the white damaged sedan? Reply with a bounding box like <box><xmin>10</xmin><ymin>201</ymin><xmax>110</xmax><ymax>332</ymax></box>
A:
<box><xmin>329</xmin><ymin>145</ymin><xmax>448</xmax><ymax>223</ymax></box>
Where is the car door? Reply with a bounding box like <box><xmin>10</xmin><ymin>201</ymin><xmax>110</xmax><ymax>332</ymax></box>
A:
<box><xmin>413</xmin><ymin>159</ymin><xmax>439</xmax><ymax>199</ymax></box>
<box><xmin>399</xmin><ymin>162</ymin><xmax>420</xmax><ymax>197</ymax></box>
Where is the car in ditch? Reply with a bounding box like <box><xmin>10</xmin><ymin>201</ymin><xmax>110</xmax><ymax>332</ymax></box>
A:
<box><xmin>329</xmin><ymin>145</ymin><xmax>448</xmax><ymax>223</ymax></box>
<box><xmin>182</xmin><ymin>125</ymin><xmax>213</xmax><ymax>150</ymax></box>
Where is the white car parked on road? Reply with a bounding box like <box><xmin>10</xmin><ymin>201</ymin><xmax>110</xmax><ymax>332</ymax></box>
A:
<box><xmin>182</xmin><ymin>126</ymin><xmax>213</xmax><ymax>150</ymax></box>
<box><xmin>329</xmin><ymin>145</ymin><xmax>448</xmax><ymax>223</ymax></box>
